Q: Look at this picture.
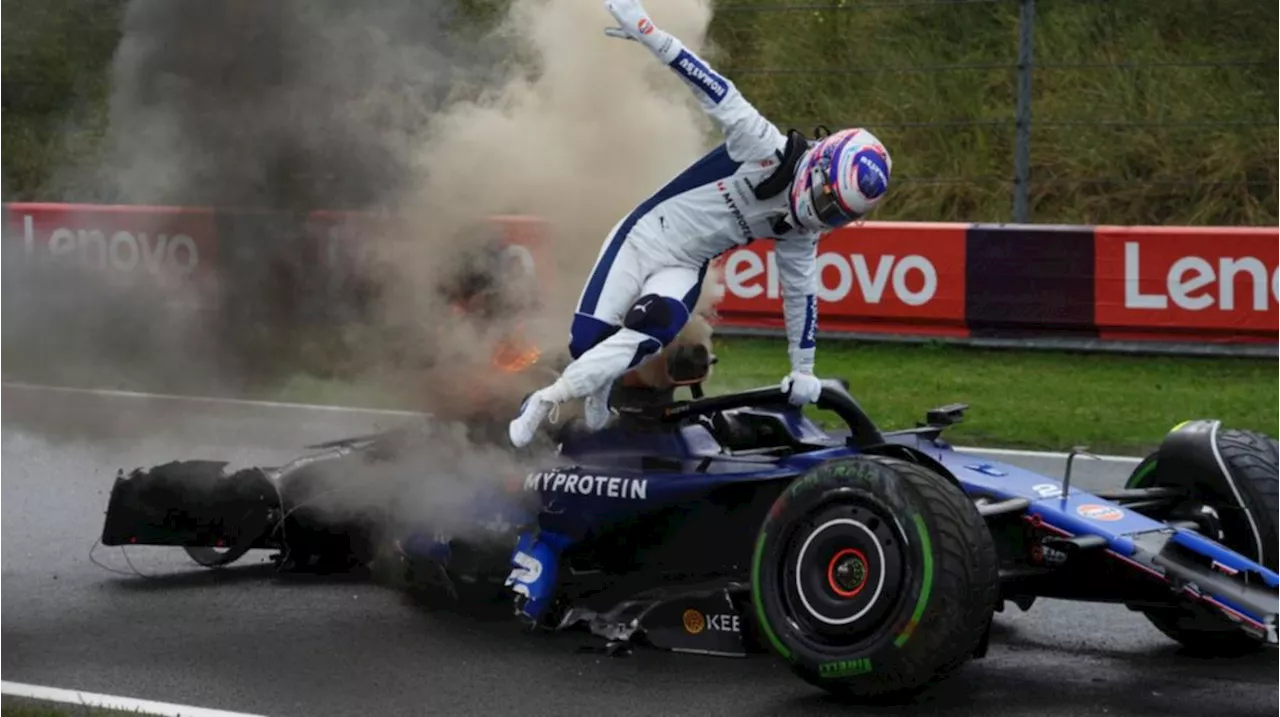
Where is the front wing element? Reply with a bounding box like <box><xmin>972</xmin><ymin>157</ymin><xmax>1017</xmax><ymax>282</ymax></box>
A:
<box><xmin>555</xmin><ymin>582</ymin><xmax>756</xmax><ymax>657</ymax></box>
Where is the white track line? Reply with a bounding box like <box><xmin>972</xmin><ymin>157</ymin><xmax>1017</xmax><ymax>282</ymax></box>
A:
<box><xmin>1</xmin><ymin>681</ymin><xmax>270</xmax><ymax>717</ymax></box>
<box><xmin>2</xmin><ymin>381</ymin><xmax>1144</xmax><ymax>463</ymax></box>
<box><xmin>1</xmin><ymin>381</ymin><xmax>423</xmax><ymax>417</ymax></box>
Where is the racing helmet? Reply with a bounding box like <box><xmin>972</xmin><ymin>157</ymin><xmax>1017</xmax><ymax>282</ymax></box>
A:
<box><xmin>789</xmin><ymin>128</ymin><xmax>892</xmax><ymax>233</ymax></box>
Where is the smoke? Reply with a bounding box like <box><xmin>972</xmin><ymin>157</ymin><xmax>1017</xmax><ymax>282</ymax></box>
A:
<box><xmin>305</xmin><ymin>0</ymin><xmax>726</xmax><ymax>541</ymax></box>
<box><xmin>59</xmin><ymin>0</ymin><xmax>492</xmax><ymax>210</ymax></box>
<box><xmin>6</xmin><ymin>0</ymin><xmax>728</xmax><ymax>545</ymax></box>
<box><xmin>10</xmin><ymin>0</ymin><xmax>723</xmax><ymax>391</ymax></box>
<box><xmin>341</xmin><ymin>0</ymin><xmax>725</xmax><ymax>413</ymax></box>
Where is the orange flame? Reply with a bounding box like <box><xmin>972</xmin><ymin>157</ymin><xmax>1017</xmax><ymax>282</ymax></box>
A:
<box><xmin>448</xmin><ymin>299</ymin><xmax>542</xmax><ymax>374</ymax></box>
<box><xmin>491</xmin><ymin>328</ymin><xmax>542</xmax><ymax>373</ymax></box>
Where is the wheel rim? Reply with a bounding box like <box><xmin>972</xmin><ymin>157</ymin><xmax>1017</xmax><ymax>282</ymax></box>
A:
<box><xmin>780</xmin><ymin>498</ymin><xmax>909</xmax><ymax>646</ymax></box>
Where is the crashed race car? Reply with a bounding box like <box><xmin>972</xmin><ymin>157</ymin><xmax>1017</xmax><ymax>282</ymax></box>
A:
<box><xmin>98</xmin><ymin>337</ymin><xmax>1279</xmax><ymax>699</ymax></box>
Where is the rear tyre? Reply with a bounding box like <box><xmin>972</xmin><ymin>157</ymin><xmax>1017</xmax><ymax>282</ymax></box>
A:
<box><xmin>750</xmin><ymin>455</ymin><xmax>999</xmax><ymax>700</ymax></box>
<box><xmin>1127</xmin><ymin>425</ymin><xmax>1278</xmax><ymax>656</ymax></box>
<box><xmin>185</xmin><ymin>545</ymin><xmax>253</xmax><ymax>568</ymax></box>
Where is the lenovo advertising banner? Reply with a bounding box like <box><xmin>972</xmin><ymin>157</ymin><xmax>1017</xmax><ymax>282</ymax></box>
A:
<box><xmin>3</xmin><ymin>202</ymin><xmax>1275</xmax><ymax>354</ymax></box>
<box><xmin>2</xmin><ymin>202</ymin><xmax>224</xmax><ymax>322</ymax></box>
<box><xmin>1093</xmin><ymin>226</ymin><xmax>1278</xmax><ymax>344</ymax></box>
<box><xmin>714</xmin><ymin>222</ymin><xmax>969</xmax><ymax>337</ymax></box>
<box><xmin>4</xmin><ymin>202</ymin><xmax>220</xmax><ymax>285</ymax></box>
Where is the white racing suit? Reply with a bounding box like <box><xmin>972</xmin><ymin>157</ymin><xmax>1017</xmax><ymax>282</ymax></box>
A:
<box><xmin>558</xmin><ymin>40</ymin><xmax>822</xmax><ymax>402</ymax></box>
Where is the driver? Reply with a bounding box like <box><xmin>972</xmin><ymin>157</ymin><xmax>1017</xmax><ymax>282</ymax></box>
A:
<box><xmin>508</xmin><ymin>0</ymin><xmax>893</xmax><ymax>448</ymax></box>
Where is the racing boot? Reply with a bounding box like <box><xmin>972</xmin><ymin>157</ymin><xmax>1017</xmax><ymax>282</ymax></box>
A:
<box><xmin>582</xmin><ymin>385</ymin><xmax>613</xmax><ymax>431</ymax></box>
<box><xmin>507</xmin><ymin>386</ymin><xmax>564</xmax><ymax>448</ymax></box>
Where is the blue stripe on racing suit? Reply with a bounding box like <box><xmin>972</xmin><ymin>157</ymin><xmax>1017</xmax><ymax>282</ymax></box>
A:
<box><xmin>669</xmin><ymin>50</ymin><xmax>729</xmax><ymax>105</ymax></box>
<box><xmin>800</xmin><ymin>294</ymin><xmax>817</xmax><ymax>350</ymax></box>
<box><xmin>578</xmin><ymin>144</ymin><xmax>742</xmax><ymax>314</ymax></box>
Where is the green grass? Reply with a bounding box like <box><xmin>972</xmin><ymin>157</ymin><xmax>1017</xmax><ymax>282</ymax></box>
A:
<box><xmin>4</xmin><ymin>337</ymin><xmax>1274</xmax><ymax>454</ymax></box>
<box><xmin>700</xmin><ymin>338</ymin><xmax>1277</xmax><ymax>454</ymax></box>
<box><xmin>707</xmin><ymin>0</ymin><xmax>1278</xmax><ymax>225</ymax></box>
<box><xmin>1</xmin><ymin>697</ymin><xmax>158</xmax><ymax>717</ymax></box>
<box><xmin>248</xmin><ymin>338</ymin><xmax>1276</xmax><ymax>456</ymax></box>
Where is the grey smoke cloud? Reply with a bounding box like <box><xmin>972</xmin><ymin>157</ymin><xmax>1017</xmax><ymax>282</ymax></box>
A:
<box><xmin>6</xmin><ymin>0</ymin><xmax>727</xmax><ymax>545</ymax></box>
<box><xmin>83</xmin><ymin>0</ymin><xmax>496</xmax><ymax>210</ymax></box>
<box><xmin>15</xmin><ymin>0</ymin><xmax>722</xmax><ymax>390</ymax></box>
<box><xmin>346</xmin><ymin>0</ymin><xmax>724</xmax><ymax>406</ymax></box>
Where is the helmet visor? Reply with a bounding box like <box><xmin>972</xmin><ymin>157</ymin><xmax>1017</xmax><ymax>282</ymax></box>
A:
<box><xmin>808</xmin><ymin>162</ymin><xmax>860</xmax><ymax>228</ymax></box>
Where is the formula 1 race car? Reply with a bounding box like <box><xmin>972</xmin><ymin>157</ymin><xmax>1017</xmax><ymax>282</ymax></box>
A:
<box><xmin>98</xmin><ymin>346</ymin><xmax>1279</xmax><ymax>699</ymax></box>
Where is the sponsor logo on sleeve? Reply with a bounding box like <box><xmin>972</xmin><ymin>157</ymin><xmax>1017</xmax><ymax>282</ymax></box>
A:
<box><xmin>801</xmin><ymin>294</ymin><xmax>818</xmax><ymax>348</ymax></box>
<box><xmin>523</xmin><ymin>471</ymin><xmax>648</xmax><ymax>500</ymax></box>
<box><xmin>670</xmin><ymin>50</ymin><xmax>728</xmax><ymax>104</ymax></box>
<box><xmin>716</xmin><ymin>180</ymin><xmax>753</xmax><ymax>242</ymax></box>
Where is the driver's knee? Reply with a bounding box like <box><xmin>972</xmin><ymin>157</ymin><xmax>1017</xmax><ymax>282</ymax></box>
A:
<box><xmin>623</xmin><ymin>294</ymin><xmax>690</xmax><ymax>347</ymax></box>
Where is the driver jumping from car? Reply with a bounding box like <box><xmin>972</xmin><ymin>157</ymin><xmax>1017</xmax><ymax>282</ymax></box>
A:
<box><xmin>507</xmin><ymin>0</ymin><xmax>894</xmax><ymax>448</ymax></box>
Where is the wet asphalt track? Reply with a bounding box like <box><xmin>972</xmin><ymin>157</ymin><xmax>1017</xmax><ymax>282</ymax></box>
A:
<box><xmin>3</xmin><ymin>384</ymin><xmax>1277</xmax><ymax>717</ymax></box>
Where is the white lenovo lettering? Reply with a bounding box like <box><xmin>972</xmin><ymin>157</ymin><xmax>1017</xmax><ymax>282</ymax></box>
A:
<box><xmin>1124</xmin><ymin>241</ymin><xmax>1279</xmax><ymax>311</ymax></box>
<box><xmin>24</xmin><ymin>214</ymin><xmax>199</xmax><ymax>277</ymax></box>
<box><xmin>724</xmin><ymin>249</ymin><xmax>937</xmax><ymax>306</ymax></box>
<box><xmin>523</xmin><ymin>472</ymin><xmax>648</xmax><ymax>500</ymax></box>
<box><xmin>724</xmin><ymin>251</ymin><xmax>780</xmax><ymax>299</ymax></box>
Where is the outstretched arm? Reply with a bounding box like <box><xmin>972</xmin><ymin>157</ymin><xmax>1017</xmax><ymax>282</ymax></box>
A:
<box><xmin>774</xmin><ymin>236</ymin><xmax>819</xmax><ymax>376</ymax></box>
<box><xmin>773</xmin><ymin>236</ymin><xmax>823</xmax><ymax>405</ymax></box>
<box><xmin>604</xmin><ymin>0</ymin><xmax>784</xmax><ymax>161</ymax></box>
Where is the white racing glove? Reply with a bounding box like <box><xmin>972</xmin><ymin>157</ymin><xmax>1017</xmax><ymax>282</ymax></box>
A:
<box><xmin>780</xmin><ymin>371</ymin><xmax>823</xmax><ymax>407</ymax></box>
<box><xmin>602</xmin><ymin>0</ymin><xmax>679</xmax><ymax>62</ymax></box>
<box><xmin>603</xmin><ymin>0</ymin><xmax>656</xmax><ymax>41</ymax></box>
